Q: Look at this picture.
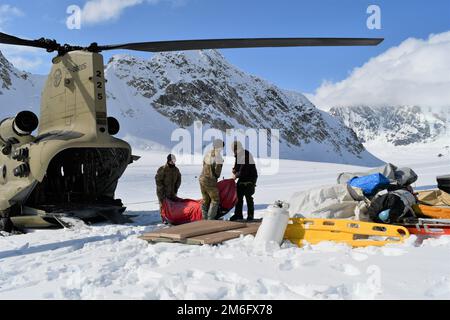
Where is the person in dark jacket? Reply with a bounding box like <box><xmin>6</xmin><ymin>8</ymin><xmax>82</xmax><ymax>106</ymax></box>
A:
<box><xmin>230</xmin><ymin>141</ymin><xmax>258</xmax><ymax>221</ymax></box>
<box><xmin>155</xmin><ymin>154</ymin><xmax>182</xmax><ymax>217</ymax></box>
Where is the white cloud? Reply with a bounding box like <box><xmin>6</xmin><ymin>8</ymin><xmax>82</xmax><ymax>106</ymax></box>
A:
<box><xmin>0</xmin><ymin>4</ymin><xmax>24</xmax><ymax>29</ymax></box>
<box><xmin>80</xmin><ymin>0</ymin><xmax>183</xmax><ymax>25</ymax></box>
<box><xmin>0</xmin><ymin>45</ymin><xmax>49</xmax><ymax>73</ymax></box>
<box><xmin>8</xmin><ymin>56</ymin><xmax>44</xmax><ymax>71</ymax></box>
<box><xmin>0</xmin><ymin>6</ymin><xmax>45</xmax><ymax>73</ymax></box>
<box><xmin>81</xmin><ymin>0</ymin><xmax>144</xmax><ymax>25</ymax></box>
<box><xmin>310</xmin><ymin>31</ymin><xmax>450</xmax><ymax>110</ymax></box>
<box><xmin>0</xmin><ymin>4</ymin><xmax>23</xmax><ymax>17</ymax></box>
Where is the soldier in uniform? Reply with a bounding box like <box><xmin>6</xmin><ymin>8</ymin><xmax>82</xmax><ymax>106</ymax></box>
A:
<box><xmin>155</xmin><ymin>154</ymin><xmax>182</xmax><ymax>219</ymax></box>
<box><xmin>199</xmin><ymin>139</ymin><xmax>225</xmax><ymax>220</ymax></box>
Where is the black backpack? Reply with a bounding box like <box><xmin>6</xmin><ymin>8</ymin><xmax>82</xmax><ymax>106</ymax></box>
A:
<box><xmin>368</xmin><ymin>190</ymin><xmax>417</xmax><ymax>224</ymax></box>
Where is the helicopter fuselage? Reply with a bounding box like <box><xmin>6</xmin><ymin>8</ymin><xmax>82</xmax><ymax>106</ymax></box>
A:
<box><xmin>0</xmin><ymin>51</ymin><xmax>133</xmax><ymax>228</ymax></box>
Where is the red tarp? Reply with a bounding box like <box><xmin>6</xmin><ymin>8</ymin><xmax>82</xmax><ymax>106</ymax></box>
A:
<box><xmin>161</xmin><ymin>179</ymin><xmax>238</xmax><ymax>225</ymax></box>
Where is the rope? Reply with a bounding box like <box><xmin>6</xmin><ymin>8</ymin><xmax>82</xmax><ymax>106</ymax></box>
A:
<box><xmin>124</xmin><ymin>200</ymin><xmax>159</xmax><ymax>205</ymax></box>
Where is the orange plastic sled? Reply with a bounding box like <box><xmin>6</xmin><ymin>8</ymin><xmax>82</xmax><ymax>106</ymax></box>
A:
<box><xmin>414</xmin><ymin>205</ymin><xmax>450</xmax><ymax>219</ymax></box>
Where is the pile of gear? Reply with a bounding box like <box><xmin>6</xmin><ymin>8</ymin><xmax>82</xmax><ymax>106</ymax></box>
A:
<box><xmin>288</xmin><ymin>163</ymin><xmax>450</xmax><ymax>236</ymax></box>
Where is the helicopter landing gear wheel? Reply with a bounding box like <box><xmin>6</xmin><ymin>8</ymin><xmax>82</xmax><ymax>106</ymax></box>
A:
<box><xmin>0</xmin><ymin>214</ymin><xmax>13</xmax><ymax>233</ymax></box>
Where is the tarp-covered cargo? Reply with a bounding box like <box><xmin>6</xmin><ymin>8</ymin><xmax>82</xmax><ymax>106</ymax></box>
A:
<box><xmin>289</xmin><ymin>163</ymin><xmax>419</xmax><ymax>222</ymax></box>
<box><xmin>337</xmin><ymin>163</ymin><xmax>418</xmax><ymax>187</ymax></box>
<box><xmin>413</xmin><ymin>189</ymin><xmax>450</xmax><ymax>219</ymax></box>
<box><xmin>288</xmin><ymin>184</ymin><xmax>368</xmax><ymax>220</ymax></box>
<box><xmin>417</xmin><ymin>189</ymin><xmax>450</xmax><ymax>207</ymax></box>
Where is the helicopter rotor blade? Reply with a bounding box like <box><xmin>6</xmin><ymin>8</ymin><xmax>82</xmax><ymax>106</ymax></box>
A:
<box><xmin>0</xmin><ymin>32</ymin><xmax>61</xmax><ymax>52</ymax></box>
<box><xmin>0</xmin><ymin>32</ymin><xmax>384</xmax><ymax>54</ymax></box>
<box><xmin>98</xmin><ymin>37</ymin><xmax>384</xmax><ymax>52</ymax></box>
<box><xmin>0</xmin><ymin>32</ymin><xmax>45</xmax><ymax>49</ymax></box>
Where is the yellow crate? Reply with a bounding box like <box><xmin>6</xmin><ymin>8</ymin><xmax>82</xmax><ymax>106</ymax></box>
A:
<box><xmin>284</xmin><ymin>218</ymin><xmax>409</xmax><ymax>248</ymax></box>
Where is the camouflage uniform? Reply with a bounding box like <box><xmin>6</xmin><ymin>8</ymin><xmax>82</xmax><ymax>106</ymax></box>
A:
<box><xmin>155</xmin><ymin>164</ymin><xmax>182</xmax><ymax>205</ymax></box>
<box><xmin>199</xmin><ymin>148</ymin><xmax>223</xmax><ymax>220</ymax></box>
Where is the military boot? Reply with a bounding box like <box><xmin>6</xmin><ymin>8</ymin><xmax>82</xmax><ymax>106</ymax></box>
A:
<box><xmin>202</xmin><ymin>203</ymin><xmax>209</xmax><ymax>220</ymax></box>
<box><xmin>208</xmin><ymin>202</ymin><xmax>219</xmax><ymax>220</ymax></box>
<box><xmin>230</xmin><ymin>214</ymin><xmax>243</xmax><ymax>221</ymax></box>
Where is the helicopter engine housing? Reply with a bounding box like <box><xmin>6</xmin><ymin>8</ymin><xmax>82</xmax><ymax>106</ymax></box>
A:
<box><xmin>0</xmin><ymin>111</ymin><xmax>38</xmax><ymax>153</ymax></box>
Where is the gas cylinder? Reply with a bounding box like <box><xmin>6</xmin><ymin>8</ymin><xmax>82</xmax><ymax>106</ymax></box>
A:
<box><xmin>254</xmin><ymin>200</ymin><xmax>290</xmax><ymax>246</ymax></box>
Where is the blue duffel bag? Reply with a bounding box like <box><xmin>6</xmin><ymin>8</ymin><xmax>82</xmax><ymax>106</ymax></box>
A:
<box><xmin>348</xmin><ymin>173</ymin><xmax>391</xmax><ymax>196</ymax></box>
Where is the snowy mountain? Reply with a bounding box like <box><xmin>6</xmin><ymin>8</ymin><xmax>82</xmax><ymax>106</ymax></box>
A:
<box><xmin>104</xmin><ymin>50</ymin><xmax>381</xmax><ymax>165</ymax></box>
<box><xmin>0</xmin><ymin>51</ymin><xmax>44</xmax><ymax>117</ymax></box>
<box><xmin>0</xmin><ymin>49</ymin><xmax>381</xmax><ymax>166</ymax></box>
<box><xmin>330</xmin><ymin>106</ymin><xmax>450</xmax><ymax>146</ymax></box>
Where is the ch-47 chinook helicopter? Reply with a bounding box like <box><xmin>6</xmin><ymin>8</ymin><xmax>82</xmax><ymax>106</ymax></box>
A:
<box><xmin>0</xmin><ymin>32</ymin><xmax>383</xmax><ymax>232</ymax></box>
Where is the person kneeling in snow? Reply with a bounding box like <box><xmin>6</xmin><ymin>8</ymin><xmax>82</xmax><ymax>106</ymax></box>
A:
<box><xmin>155</xmin><ymin>154</ymin><xmax>182</xmax><ymax>219</ymax></box>
<box><xmin>230</xmin><ymin>141</ymin><xmax>258</xmax><ymax>221</ymax></box>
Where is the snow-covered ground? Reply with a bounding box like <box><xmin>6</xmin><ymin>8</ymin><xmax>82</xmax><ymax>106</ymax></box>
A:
<box><xmin>0</xmin><ymin>145</ymin><xmax>449</xmax><ymax>300</ymax></box>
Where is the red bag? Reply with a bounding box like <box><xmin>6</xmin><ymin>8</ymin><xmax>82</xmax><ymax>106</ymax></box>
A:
<box><xmin>161</xmin><ymin>179</ymin><xmax>238</xmax><ymax>225</ymax></box>
<box><xmin>161</xmin><ymin>197</ymin><xmax>203</xmax><ymax>225</ymax></box>
<box><xmin>217</xmin><ymin>179</ymin><xmax>238</xmax><ymax>217</ymax></box>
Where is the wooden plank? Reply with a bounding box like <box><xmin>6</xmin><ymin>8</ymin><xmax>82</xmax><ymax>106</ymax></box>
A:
<box><xmin>141</xmin><ymin>221</ymin><xmax>261</xmax><ymax>240</ymax></box>
<box><xmin>141</xmin><ymin>229</ymin><xmax>169</xmax><ymax>239</ymax></box>
<box><xmin>139</xmin><ymin>235</ymin><xmax>161</xmax><ymax>241</ymax></box>
<box><xmin>139</xmin><ymin>235</ymin><xmax>187</xmax><ymax>244</ymax></box>
<box><xmin>232</xmin><ymin>223</ymin><xmax>261</xmax><ymax>235</ymax></box>
<box><xmin>141</xmin><ymin>220</ymin><xmax>239</xmax><ymax>239</ymax></box>
<box><xmin>233</xmin><ymin>219</ymin><xmax>263</xmax><ymax>223</ymax></box>
<box><xmin>141</xmin><ymin>223</ymin><xmax>261</xmax><ymax>245</ymax></box>
<box><xmin>187</xmin><ymin>224</ymin><xmax>261</xmax><ymax>245</ymax></box>
<box><xmin>139</xmin><ymin>235</ymin><xmax>163</xmax><ymax>241</ymax></box>
<box><xmin>186</xmin><ymin>231</ymin><xmax>240</xmax><ymax>245</ymax></box>
<box><xmin>156</xmin><ymin>220</ymin><xmax>246</xmax><ymax>240</ymax></box>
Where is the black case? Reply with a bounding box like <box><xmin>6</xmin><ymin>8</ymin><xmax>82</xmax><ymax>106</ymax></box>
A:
<box><xmin>437</xmin><ymin>175</ymin><xmax>450</xmax><ymax>194</ymax></box>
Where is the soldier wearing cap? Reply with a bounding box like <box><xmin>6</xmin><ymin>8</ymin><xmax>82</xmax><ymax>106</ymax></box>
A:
<box><xmin>155</xmin><ymin>154</ymin><xmax>182</xmax><ymax>215</ymax></box>
<box><xmin>199</xmin><ymin>139</ymin><xmax>225</xmax><ymax>220</ymax></box>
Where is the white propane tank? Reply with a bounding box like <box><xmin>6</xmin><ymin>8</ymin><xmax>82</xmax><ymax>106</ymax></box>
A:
<box><xmin>254</xmin><ymin>200</ymin><xmax>290</xmax><ymax>246</ymax></box>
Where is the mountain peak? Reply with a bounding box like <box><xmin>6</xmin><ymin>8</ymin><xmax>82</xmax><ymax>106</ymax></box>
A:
<box><xmin>104</xmin><ymin>49</ymin><xmax>381</xmax><ymax>165</ymax></box>
<box><xmin>153</xmin><ymin>49</ymin><xmax>228</xmax><ymax>67</ymax></box>
<box><xmin>0</xmin><ymin>50</ymin><xmax>42</xmax><ymax>116</ymax></box>
<box><xmin>331</xmin><ymin>105</ymin><xmax>450</xmax><ymax>146</ymax></box>
<box><xmin>0</xmin><ymin>50</ymin><xmax>31</xmax><ymax>91</ymax></box>
<box><xmin>108</xmin><ymin>49</ymin><xmax>249</xmax><ymax>85</ymax></box>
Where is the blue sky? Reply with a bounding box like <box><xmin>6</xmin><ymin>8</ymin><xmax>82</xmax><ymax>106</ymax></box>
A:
<box><xmin>0</xmin><ymin>0</ymin><xmax>449</xmax><ymax>93</ymax></box>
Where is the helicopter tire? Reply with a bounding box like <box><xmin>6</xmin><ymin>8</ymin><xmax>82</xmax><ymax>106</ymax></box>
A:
<box><xmin>0</xmin><ymin>216</ymin><xmax>14</xmax><ymax>233</ymax></box>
